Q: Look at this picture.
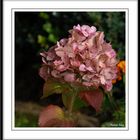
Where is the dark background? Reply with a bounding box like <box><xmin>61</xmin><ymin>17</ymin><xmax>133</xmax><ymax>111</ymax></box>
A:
<box><xmin>15</xmin><ymin>12</ymin><xmax>125</xmax><ymax>127</ymax></box>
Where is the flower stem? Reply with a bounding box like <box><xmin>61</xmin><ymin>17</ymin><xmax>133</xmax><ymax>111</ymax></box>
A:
<box><xmin>68</xmin><ymin>85</ymin><xmax>78</xmax><ymax>114</ymax></box>
<box><xmin>107</xmin><ymin>91</ymin><xmax>118</xmax><ymax>110</ymax></box>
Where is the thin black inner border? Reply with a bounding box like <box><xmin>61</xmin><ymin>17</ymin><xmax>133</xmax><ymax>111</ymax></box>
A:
<box><xmin>0</xmin><ymin>0</ymin><xmax>3</xmax><ymax>139</ymax></box>
<box><xmin>11</xmin><ymin>8</ymin><xmax>129</xmax><ymax>131</ymax></box>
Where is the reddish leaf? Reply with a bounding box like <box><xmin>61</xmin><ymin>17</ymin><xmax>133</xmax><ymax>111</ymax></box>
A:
<box><xmin>38</xmin><ymin>105</ymin><xmax>76</xmax><ymax>127</ymax></box>
<box><xmin>38</xmin><ymin>105</ymin><xmax>64</xmax><ymax>127</ymax></box>
<box><xmin>79</xmin><ymin>89</ymin><xmax>103</xmax><ymax>112</ymax></box>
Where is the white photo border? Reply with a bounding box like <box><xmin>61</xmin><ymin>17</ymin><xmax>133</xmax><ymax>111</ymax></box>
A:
<box><xmin>3</xmin><ymin>0</ymin><xmax>138</xmax><ymax>139</ymax></box>
<box><xmin>11</xmin><ymin>8</ymin><xmax>128</xmax><ymax>131</ymax></box>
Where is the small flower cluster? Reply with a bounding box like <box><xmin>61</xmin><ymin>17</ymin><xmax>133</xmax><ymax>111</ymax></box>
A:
<box><xmin>39</xmin><ymin>24</ymin><xmax>118</xmax><ymax>91</ymax></box>
<box><xmin>117</xmin><ymin>60</ymin><xmax>125</xmax><ymax>73</ymax></box>
<box><xmin>112</xmin><ymin>60</ymin><xmax>125</xmax><ymax>84</ymax></box>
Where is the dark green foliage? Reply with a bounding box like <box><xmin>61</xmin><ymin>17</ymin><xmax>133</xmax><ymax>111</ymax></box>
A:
<box><xmin>101</xmin><ymin>98</ymin><xmax>125</xmax><ymax>127</ymax></box>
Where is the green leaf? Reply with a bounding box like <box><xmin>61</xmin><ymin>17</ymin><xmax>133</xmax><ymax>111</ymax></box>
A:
<box><xmin>48</xmin><ymin>34</ymin><xmax>57</xmax><ymax>43</ymax></box>
<box><xmin>62</xmin><ymin>92</ymin><xmax>74</xmax><ymax>111</ymax></box>
<box><xmin>62</xmin><ymin>92</ymin><xmax>87</xmax><ymax>111</ymax></box>
<box><xmin>102</xmin><ymin>93</ymin><xmax>114</xmax><ymax>110</ymax></box>
<box><xmin>39</xmin><ymin>12</ymin><xmax>49</xmax><ymax>20</ymax></box>
<box><xmin>37</xmin><ymin>35</ymin><xmax>46</xmax><ymax>45</ymax></box>
<box><xmin>42</xmin><ymin>79</ymin><xmax>71</xmax><ymax>99</ymax></box>
<box><xmin>73</xmin><ymin>96</ymin><xmax>88</xmax><ymax>111</ymax></box>
<box><xmin>43</xmin><ymin>23</ymin><xmax>52</xmax><ymax>33</ymax></box>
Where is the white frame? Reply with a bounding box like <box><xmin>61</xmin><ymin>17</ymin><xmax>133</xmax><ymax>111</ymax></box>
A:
<box><xmin>3</xmin><ymin>0</ymin><xmax>138</xmax><ymax>139</ymax></box>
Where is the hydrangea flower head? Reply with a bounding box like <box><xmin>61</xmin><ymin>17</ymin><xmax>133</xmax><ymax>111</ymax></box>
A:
<box><xmin>39</xmin><ymin>24</ymin><xmax>118</xmax><ymax>91</ymax></box>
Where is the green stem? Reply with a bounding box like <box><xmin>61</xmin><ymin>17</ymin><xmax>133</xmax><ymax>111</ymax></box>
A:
<box><xmin>107</xmin><ymin>91</ymin><xmax>118</xmax><ymax>110</ymax></box>
<box><xmin>68</xmin><ymin>84</ymin><xmax>78</xmax><ymax>114</ymax></box>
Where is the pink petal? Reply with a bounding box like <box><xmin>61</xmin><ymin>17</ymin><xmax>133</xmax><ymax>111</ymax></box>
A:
<box><xmin>73</xmin><ymin>24</ymin><xmax>81</xmax><ymax>31</ymax></box>
<box><xmin>101</xmin><ymin>68</ymin><xmax>113</xmax><ymax>80</ymax></box>
<box><xmin>95</xmin><ymin>31</ymin><xmax>104</xmax><ymax>47</ymax></box>
<box><xmin>72</xmin><ymin>42</ymin><xmax>78</xmax><ymax>52</ymax></box>
<box><xmin>82</xmin><ymin>82</ymin><xmax>93</xmax><ymax>86</ymax></box>
<box><xmin>42</xmin><ymin>57</ymin><xmax>47</xmax><ymax>64</ymax></box>
<box><xmin>98</xmin><ymin>61</ymin><xmax>106</xmax><ymax>68</ymax></box>
<box><xmin>100</xmin><ymin>76</ymin><xmax>106</xmax><ymax>85</ymax></box>
<box><xmin>63</xmin><ymin>73</ymin><xmax>75</xmax><ymax>82</ymax></box>
<box><xmin>104</xmin><ymin>82</ymin><xmax>112</xmax><ymax>91</ymax></box>
<box><xmin>86</xmin><ymin>66</ymin><xmax>94</xmax><ymax>72</ymax></box>
<box><xmin>82</xmin><ymin>30</ymin><xmax>89</xmax><ymax>37</ymax></box>
<box><xmin>59</xmin><ymin>38</ymin><xmax>68</xmax><ymax>46</ymax></box>
<box><xmin>57</xmin><ymin>65</ymin><xmax>67</xmax><ymax>72</ymax></box>
<box><xmin>39</xmin><ymin>65</ymin><xmax>49</xmax><ymax>81</ymax></box>
<box><xmin>53</xmin><ymin>60</ymin><xmax>63</xmax><ymax>66</ymax></box>
<box><xmin>51</xmin><ymin>70</ymin><xmax>60</xmax><ymax>78</ymax></box>
<box><xmin>64</xmin><ymin>46</ymin><xmax>75</xmax><ymax>58</ymax></box>
<box><xmin>79</xmin><ymin>64</ymin><xmax>86</xmax><ymax>71</ymax></box>
<box><xmin>106</xmin><ymin>50</ymin><xmax>116</xmax><ymax>58</ymax></box>
<box><xmin>82</xmin><ymin>25</ymin><xmax>96</xmax><ymax>37</ymax></box>
<box><xmin>55</xmin><ymin>46</ymin><xmax>65</xmax><ymax>58</ymax></box>
<box><xmin>91</xmin><ymin>26</ymin><xmax>97</xmax><ymax>33</ymax></box>
<box><xmin>77</xmin><ymin>44</ymin><xmax>87</xmax><ymax>51</ymax></box>
<box><xmin>82</xmin><ymin>74</ymin><xmax>94</xmax><ymax>81</ymax></box>
<box><xmin>40</xmin><ymin>52</ymin><xmax>47</xmax><ymax>58</ymax></box>
<box><xmin>70</xmin><ymin>59</ymin><xmax>81</xmax><ymax>67</ymax></box>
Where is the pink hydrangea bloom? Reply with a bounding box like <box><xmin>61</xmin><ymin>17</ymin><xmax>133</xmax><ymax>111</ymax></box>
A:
<box><xmin>39</xmin><ymin>24</ymin><xmax>118</xmax><ymax>91</ymax></box>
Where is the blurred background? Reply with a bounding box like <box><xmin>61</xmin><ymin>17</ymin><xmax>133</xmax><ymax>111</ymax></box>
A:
<box><xmin>15</xmin><ymin>12</ymin><xmax>125</xmax><ymax>127</ymax></box>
